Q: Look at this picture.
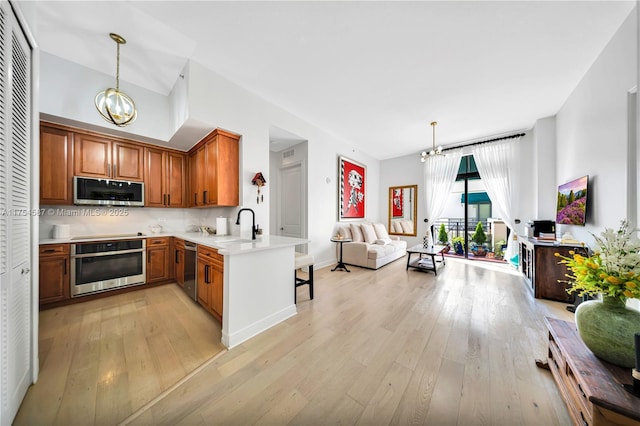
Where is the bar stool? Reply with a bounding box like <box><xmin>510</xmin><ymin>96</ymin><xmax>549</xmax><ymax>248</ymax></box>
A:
<box><xmin>294</xmin><ymin>252</ymin><xmax>314</xmax><ymax>303</ymax></box>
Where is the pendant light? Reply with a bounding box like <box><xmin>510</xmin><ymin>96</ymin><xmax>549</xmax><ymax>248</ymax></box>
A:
<box><xmin>420</xmin><ymin>121</ymin><xmax>444</xmax><ymax>162</ymax></box>
<box><xmin>95</xmin><ymin>33</ymin><xmax>137</xmax><ymax>127</ymax></box>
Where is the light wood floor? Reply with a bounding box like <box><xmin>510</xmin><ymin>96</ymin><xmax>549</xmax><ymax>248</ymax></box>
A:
<box><xmin>117</xmin><ymin>257</ymin><xmax>575</xmax><ymax>425</ymax></box>
<box><xmin>13</xmin><ymin>283</ymin><xmax>225</xmax><ymax>426</ymax></box>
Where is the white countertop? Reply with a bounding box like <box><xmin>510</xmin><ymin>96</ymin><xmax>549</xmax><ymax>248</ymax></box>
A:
<box><xmin>40</xmin><ymin>232</ymin><xmax>309</xmax><ymax>255</ymax></box>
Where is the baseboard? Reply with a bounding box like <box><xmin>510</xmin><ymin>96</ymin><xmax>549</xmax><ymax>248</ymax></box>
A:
<box><xmin>222</xmin><ymin>304</ymin><xmax>298</xmax><ymax>349</ymax></box>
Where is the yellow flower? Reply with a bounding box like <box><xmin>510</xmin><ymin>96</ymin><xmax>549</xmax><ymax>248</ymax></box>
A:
<box><xmin>606</xmin><ymin>276</ymin><xmax>622</xmax><ymax>285</ymax></box>
<box><xmin>625</xmin><ymin>282</ymin><xmax>637</xmax><ymax>288</ymax></box>
<box><xmin>624</xmin><ymin>290</ymin><xmax>634</xmax><ymax>298</ymax></box>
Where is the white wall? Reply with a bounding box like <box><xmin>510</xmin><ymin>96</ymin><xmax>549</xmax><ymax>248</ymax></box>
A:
<box><xmin>556</xmin><ymin>8</ymin><xmax>637</xmax><ymax>246</ymax></box>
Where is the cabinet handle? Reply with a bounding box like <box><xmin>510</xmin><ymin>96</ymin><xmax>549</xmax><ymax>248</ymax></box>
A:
<box><xmin>194</xmin><ymin>193</ymin><xmax>198</xmax><ymax>206</ymax></box>
<box><xmin>579</xmin><ymin>411</ymin><xmax>588</xmax><ymax>426</ymax></box>
<box><xmin>43</xmin><ymin>249</ymin><xmax>55</xmax><ymax>253</ymax></box>
<box><xmin>107</xmin><ymin>163</ymin><xmax>111</xmax><ymax>177</ymax></box>
<box><xmin>203</xmin><ymin>190</ymin><xmax>208</xmax><ymax>204</ymax></box>
<box><xmin>577</xmin><ymin>383</ymin><xmax>586</xmax><ymax>399</ymax></box>
<box><xmin>167</xmin><ymin>194</ymin><xmax>171</xmax><ymax>206</ymax></box>
<box><xmin>113</xmin><ymin>164</ymin><xmax>117</xmax><ymax>177</ymax></box>
<box><xmin>64</xmin><ymin>259</ymin><xmax>67</xmax><ymax>275</ymax></box>
<box><xmin>164</xmin><ymin>194</ymin><xmax>167</xmax><ymax>205</ymax></box>
<box><xmin>175</xmin><ymin>250</ymin><xmax>179</xmax><ymax>264</ymax></box>
<box><xmin>205</xmin><ymin>264</ymin><xmax>210</xmax><ymax>284</ymax></box>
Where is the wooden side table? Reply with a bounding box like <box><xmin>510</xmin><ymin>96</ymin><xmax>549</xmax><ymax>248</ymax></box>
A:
<box><xmin>331</xmin><ymin>237</ymin><xmax>352</xmax><ymax>272</ymax></box>
<box><xmin>538</xmin><ymin>318</ymin><xmax>640</xmax><ymax>426</ymax></box>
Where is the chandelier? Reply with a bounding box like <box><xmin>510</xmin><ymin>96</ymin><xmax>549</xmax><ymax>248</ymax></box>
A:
<box><xmin>420</xmin><ymin>121</ymin><xmax>444</xmax><ymax>162</ymax></box>
<box><xmin>94</xmin><ymin>33</ymin><xmax>137</xmax><ymax>127</ymax></box>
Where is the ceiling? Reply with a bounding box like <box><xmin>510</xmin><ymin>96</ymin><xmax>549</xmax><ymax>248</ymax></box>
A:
<box><xmin>27</xmin><ymin>1</ymin><xmax>635</xmax><ymax>160</ymax></box>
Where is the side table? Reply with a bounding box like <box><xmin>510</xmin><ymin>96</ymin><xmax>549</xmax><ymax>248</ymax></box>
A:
<box><xmin>331</xmin><ymin>237</ymin><xmax>352</xmax><ymax>272</ymax></box>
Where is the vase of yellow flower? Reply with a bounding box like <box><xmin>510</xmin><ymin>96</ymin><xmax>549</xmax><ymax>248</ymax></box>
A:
<box><xmin>555</xmin><ymin>220</ymin><xmax>640</xmax><ymax>368</ymax></box>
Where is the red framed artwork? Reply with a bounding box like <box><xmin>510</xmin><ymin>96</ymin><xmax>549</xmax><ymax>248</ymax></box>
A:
<box><xmin>339</xmin><ymin>156</ymin><xmax>366</xmax><ymax>220</ymax></box>
<box><xmin>392</xmin><ymin>188</ymin><xmax>403</xmax><ymax>217</ymax></box>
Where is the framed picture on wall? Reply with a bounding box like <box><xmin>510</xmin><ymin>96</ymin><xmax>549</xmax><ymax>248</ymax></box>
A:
<box><xmin>338</xmin><ymin>156</ymin><xmax>366</xmax><ymax>220</ymax></box>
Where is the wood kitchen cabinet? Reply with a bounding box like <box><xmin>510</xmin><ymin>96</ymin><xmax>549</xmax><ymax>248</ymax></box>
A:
<box><xmin>189</xmin><ymin>129</ymin><xmax>239</xmax><ymax>207</ymax></box>
<box><xmin>39</xmin><ymin>244</ymin><xmax>70</xmax><ymax>306</ymax></box>
<box><xmin>74</xmin><ymin>132</ymin><xmax>144</xmax><ymax>181</ymax></box>
<box><xmin>519</xmin><ymin>237</ymin><xmax>586</xmax><ymax>302</ymax></box>
<box><xmin>146</xmin><ymin>237</ymin><xmax>171</xmax><ymax>283</ymax></box>
<box><xmin>145</xmin><ymin>147</ymin><xmax>186</xmax><ymax>207</ymax></box>
<box><xmin>197</xmin><ymin>245</ymin><xmax>223</xmax><ymax>321</ymax></box>
<box><xmin>174</xmin><ymin>238</ymin><xmax>185</xmax><ymax>287</ymax></box>
<box><xmin>40</xmin><ymin>125</ymin><xmax>74</xmax><ymax>205</ymax></box>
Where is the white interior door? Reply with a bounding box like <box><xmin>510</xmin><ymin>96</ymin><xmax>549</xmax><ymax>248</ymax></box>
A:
<box><xmin>0</xmin><ymin>3</ymin><xmax>33</xmax><ymax>423</ymax></box>
<box><xmin>279</xmin><ymin>163</ymin><xmax>303</xmax><ymax>238</ymax></box>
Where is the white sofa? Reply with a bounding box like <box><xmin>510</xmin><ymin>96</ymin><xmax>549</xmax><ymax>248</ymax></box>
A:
<box><xmin>334</xmin><ymin>222</ymin><xmax>407</xmax><ymax>269</ymax></box>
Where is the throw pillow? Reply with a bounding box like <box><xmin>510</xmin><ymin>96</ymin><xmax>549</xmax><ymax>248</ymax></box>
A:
<box><xmin>360</xmin><ymin>222</ymin><xmax>378</xmax><ymax>244</ymax></box>
<box><xmin>401</xmin><ymin>221</ymin><xmax>413</xmax><ymax>233</ymax></box>
<box><xmin>350</xmin><ymin>223</ymin><xmax>364</xmax><ymax>242</ymax></box>
<box><xmin>375</xmin><ymin>238</ymin><xmax>393</xmax><ymax>245</ymax></box>
<box><xmin>373</xmin><ymin>223</ymin><xmax>390</xmax><ymax>240</ymax></box>
<box><xmin>337</xmin><ymin>224</ymin><xmax>352</xmax><ymax>240</ymax></box>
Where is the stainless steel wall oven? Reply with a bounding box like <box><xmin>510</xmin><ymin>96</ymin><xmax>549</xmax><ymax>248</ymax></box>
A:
<box><xmin>71</xmin><ymin>239</ymin><xmax>146</xmax><ymax>297</ymax></box>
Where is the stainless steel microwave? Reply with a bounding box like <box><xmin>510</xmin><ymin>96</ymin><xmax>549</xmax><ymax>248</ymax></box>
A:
<box><xmin>73</xmin><ymin>176</ymin><xmax>144</xmax><ymax>206</ymax></box>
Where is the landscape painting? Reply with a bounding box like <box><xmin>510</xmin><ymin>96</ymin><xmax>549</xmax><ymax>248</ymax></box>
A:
<box><xmin>556</xmin><ymin>175</ymin><xmax>588</xmax><ymax>226</ymax></box>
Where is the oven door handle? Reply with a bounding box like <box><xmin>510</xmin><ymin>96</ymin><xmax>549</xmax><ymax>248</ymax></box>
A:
<box><xmin>71</xmin><ymin>248</ymin><xmax>145</xmax><ymax>259</ymax></box>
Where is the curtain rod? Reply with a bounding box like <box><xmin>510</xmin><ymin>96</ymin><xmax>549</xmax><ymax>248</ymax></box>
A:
<box><xmin>441</xmin><ymin>132</ymin><xmax>525</xmax><ymax>152</ymax></box>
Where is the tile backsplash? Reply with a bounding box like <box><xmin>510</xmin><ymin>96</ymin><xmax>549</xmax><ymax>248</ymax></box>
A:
<box><xmin>39</xmin><ymin>205</ymin><xmax>239</xmax><ymax>240</ymax></box>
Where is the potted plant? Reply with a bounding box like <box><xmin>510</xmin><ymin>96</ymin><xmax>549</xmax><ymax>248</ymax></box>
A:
<box><xmin>555</xmin><ymin>220</ymin><xmax>640</xmax><ymax>367</ymax></box>
<box><xmin>471</xmin><ymin>222</ymin><xmax>487</xmax><ymax>256</ymax></box>
<box><xmin>493</xmin><ymin>239</ymin><xmax>506</xmax><ymax>259</ymax></box>
<box><xmin>452</xmin><ymin>236</ymin><xmax>465</xmax><ymax>255</ymax></box>
<box><xmin>437</xmin><ymin>223</ymin><xmax>449</xmax><ymax>245</ymax></box>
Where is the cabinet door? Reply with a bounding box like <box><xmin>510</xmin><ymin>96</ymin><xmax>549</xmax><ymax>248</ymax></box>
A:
<box><xmin>39</xmin><ymin>256</ymin><xmax>69</xmax><ymax>305</ymax></box>
<box><xmin>204</xmin><ymin>138</ymin><xmax>217</xmax><ymax>205</ymax></box>
<box><xmin>192</xmin><ymin>146</ymin><xmax>206</xmax><ymax>206</ymax></box>
<box><xmin>146</xmin><ymin>246</ymin><xmax>169</xmax><ymax>283</ymax></box>
<box><xmin>211</xmin><ymin>261</ymin><xmax>223</xmax><ymax>320</ymax></box>
<box><xmin>535</xmin><ymin>246</ymin><xmax>575</xmax><ymax>302</ymax></box>
<box><xmin>74</xmin><ymin>133</ymin><xmax>111</xmax><ymax>178</ymax></box>
<box><xmin>196</xmin><ymin>255</ymin><xmax>211</xmax><ymax>310</ymax></box>
<box><xmin>40</xmin><ymin>125</ymin><xmax>73</xmax><ymax>205</ymax></box>
<box><xmin>215</xmin><ymin>133</ymin><xmax>239</xmax><ymax>206</ymax></box>
<box><xmin>112</xmin><ymin>141</ymin><xmax>144</xmax><ymax>181</ymax></box>
<box><xmin>175</xmin><ymin>247</ymin><xmax>185</xmax><ymax>287</ymax></box>
<box><xmin>144</xmin><ymin>147</ymin><xmax>165</xmax><ymax>207</ymax></box>
<box><xmin>166</xmin><ymin>152</ymin><xmax>186</xmax><ymax>207</ymax></box>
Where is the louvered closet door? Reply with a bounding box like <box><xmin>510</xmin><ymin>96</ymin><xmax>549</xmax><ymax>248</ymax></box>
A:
<box><xmin>0</xmin><ymin>2</ymin><xmax>32</xmax><ymax>424</ymax></box>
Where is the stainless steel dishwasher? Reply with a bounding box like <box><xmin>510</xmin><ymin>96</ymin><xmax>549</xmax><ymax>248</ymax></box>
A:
<box><xmin>184</xmin><ymin>241</ymin><xmax>197</xmax><ymax>301</ymax></box>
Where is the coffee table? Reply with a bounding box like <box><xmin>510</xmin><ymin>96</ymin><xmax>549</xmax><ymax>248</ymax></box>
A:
<box><xmin>406</xmin><ymin>244</ymin><xmax>447</xmax><ymax>275</ymax></box>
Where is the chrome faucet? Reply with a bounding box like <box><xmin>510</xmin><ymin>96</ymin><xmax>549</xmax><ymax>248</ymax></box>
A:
<box><xmin>235</xmin><ymin>208</ymin><xmax>258</xmax><ymax>240</ymax></box>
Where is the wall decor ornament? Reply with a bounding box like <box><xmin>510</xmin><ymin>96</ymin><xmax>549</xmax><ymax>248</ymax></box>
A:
<box><xmin>338</xmin><ymin>156</ymin><xmax>366</xmax><ymax>220</ymax></box>
<box><xmin>252</xmin><ymin>172</ymin><xmax>266</xmax><ymax>204</ymax></box>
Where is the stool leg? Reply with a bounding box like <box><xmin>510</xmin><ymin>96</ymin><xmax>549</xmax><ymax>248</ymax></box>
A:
<box><xmin>309</xmin><ymin>265</ymin><xmax>314</xmax><ymax>300</ymax></box>
<box><xmin>294</xmin><ymin>270</ymin><xmax>297</xmax><ymax>303</ymax></box>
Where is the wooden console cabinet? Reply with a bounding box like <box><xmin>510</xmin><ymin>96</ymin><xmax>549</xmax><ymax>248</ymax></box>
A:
<box><xmin>542</xmin><ymin>318</ymin><xmax>640</xmax><ymax>426</ymax></box>
<box><xmin>519</xmin><ymin>237</ymin><xmax>586</xmax><ymax>302</ymax></box>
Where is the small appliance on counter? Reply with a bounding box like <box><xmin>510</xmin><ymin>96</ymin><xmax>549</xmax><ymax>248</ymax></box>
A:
<box><xmin>527</xmin><ymin>220</ymin><xmax>556</xmax><ymax>238</ymax></box>
<box><xmin>53</xmin><ymin>224</ymin><xmax>70</xmax><ymax>239</ymax></box>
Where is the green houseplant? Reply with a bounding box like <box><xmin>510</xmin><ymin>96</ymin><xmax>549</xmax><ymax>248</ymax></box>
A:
<box><xmin>471</xmin><ymin>222</ymin><xmax>487</xmax><ymax>256</ymax></box>
<box><xmin>452</xmin><ymin>236</ymin><xmax>464</xmax><ymax>255</ymax></box>
<box><xmin>555</xmin><ymin>220</ymin><xmax>640</xmax><ymax>367</ymax></box>
<box><xmin>437</xmin><ymin>223</ymin><xmax>449</xmax><ymax>245</ymax></box>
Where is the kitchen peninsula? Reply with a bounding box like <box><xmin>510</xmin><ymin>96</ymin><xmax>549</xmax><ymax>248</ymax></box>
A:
<box><xmin>40</xmin><ymin>232</ymin><xmax>308</xmax><ymax>349</ymax></box>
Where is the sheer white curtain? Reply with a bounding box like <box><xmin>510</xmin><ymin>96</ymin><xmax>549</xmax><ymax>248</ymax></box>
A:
<box><xmin>471</xmin><ymin>139</ymin><xmax>520</xmax><ymax>262</ymax></box>
<box><xmin>424</xmin><ymin>149</ymin><xmax>463</xmax><ymax>244</ymax></box>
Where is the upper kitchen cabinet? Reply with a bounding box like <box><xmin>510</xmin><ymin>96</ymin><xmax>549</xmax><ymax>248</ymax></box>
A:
<box><xmin>145</xmin><ymin>147</ymin><xmax>186</xmax><ymax>207</ymax></box>
<box><xmin>40</xmin><ymin>125</ymin><xmax>74</xmax><ymax>205</ymax></box>
<box><xmin>74</xmin><ymin>133</ymin><xmax>144</xmax><ymax>181</ymax></box>
<box><xmin>189</xmin><ymin>129</ymin><xmax>240</xmax><ymax>207</ymax></box>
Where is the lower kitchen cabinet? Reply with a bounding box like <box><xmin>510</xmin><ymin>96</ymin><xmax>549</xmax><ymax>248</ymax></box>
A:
<box><xmin>146</xmin><ymin>237</ymin><xmax>171</xmax><ymax>283</ymax></box>
<box><xmin>174</xmin><ymin>238</ymin><xmax>185</xmax><ymax>287</ymax></box>
<box><xmin>197</xmin><ymin>245</ymin><xmax>223</xmax><ymax>322</ymax></box>
<box><xmin>39</xmin><ymin>244</ymin><xmax>70</xmax><ymax>306</ymax></box>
